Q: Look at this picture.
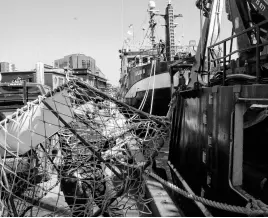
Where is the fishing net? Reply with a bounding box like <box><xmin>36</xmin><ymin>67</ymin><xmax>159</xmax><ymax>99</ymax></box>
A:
<box><xmin>0</xmin><ymin>80</ymin><xmax>169</xmax><ymax>217</ymax></box>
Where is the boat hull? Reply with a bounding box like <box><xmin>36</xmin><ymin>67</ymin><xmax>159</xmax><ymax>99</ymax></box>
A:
<box><xmin>121</xmin><ymin>61</ymin><xmax>178</xmax><ymax>116</ymax></box>
<box><xmin>169</xmin><ymin>84</ymin><xmax>268</xmax><ymax>215</ymax></box>
<box><xmin>125</xmin><ymin>87</ymin><xmax>171</xmax><ymax>116</ymax></box>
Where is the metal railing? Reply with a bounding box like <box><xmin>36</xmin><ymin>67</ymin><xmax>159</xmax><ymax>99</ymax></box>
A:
<box><xmin>207</xmin><ymin>19</ymin><xmax>268</xmax><ymax>86</ymax></box>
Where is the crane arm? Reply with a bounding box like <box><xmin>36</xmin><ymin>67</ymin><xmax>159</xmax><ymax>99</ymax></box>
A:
<box><xmin>188</xmin><ymin>0</ymin><xmax>225</xmax><ymax>88</ymax></box>
<box><xmin>187</xmin><ymin>0</ymin><xmax>268</xmax><ymax>88</ymax></box>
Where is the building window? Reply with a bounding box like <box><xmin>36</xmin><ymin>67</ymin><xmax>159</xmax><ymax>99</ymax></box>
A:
<box><xmin>59</xmin><ymin>77</ymin><xmax>64</xmax><ymax>85</ymax></box>
<box><xmin>63</xmin><ymin>61</ymin><xmax>68</xmax><ymax>68</ymax></box>
<box><xmin>69</xmin><ymin>57</ymin><xmax>73</xmax><ymax>68</ymax></box>
<box><xmin>82</xmin><ymin>60</ymin><xmax>87</xmax><ymax>68</ymax></box>
<box><xmin>54</xmin><ymin>76</ymin><xmax>58</xmax><ymax>84</ymax></box>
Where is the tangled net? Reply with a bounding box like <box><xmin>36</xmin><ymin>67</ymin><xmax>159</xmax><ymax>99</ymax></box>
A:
<box><xmin>0</xmin><ymin>80</ymin><xmax>169</xmax><ymax>217</ymax></box>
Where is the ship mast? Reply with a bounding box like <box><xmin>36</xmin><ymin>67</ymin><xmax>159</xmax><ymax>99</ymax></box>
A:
<box><xmin>163</xmin><ymin>0</ymin><xmax>182</xmax><ymax>61</ymax></box>
<box><xmin>148</xmin><ymin>1</ymin><xmax>158</xmax><ymax>48</ymax></box>
<box><xmin>148</xmin><ymin>0</ymin><xmax>182</xmax><ymax>61</ymax></box>
<box><xmin>165</xmin><ymin>1</ymin><xmax>175</xmax><ymax>61</ymax></box>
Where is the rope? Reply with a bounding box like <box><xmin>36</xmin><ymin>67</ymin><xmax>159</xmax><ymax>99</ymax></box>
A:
<box><xmin>145</xmin><ymin>171</ymin><xmax>268</xmax><ymax>216</ymax></box>
<box><xmin>129</xmin><ymin>59</ymin><xmax>156</xmax><ymax>121</ymax></box>
<box><xmin>19</xmin><ymin>179</ymin><xmax>61</xmax><ymax>217</ymax></box>
<box><xmin>139</xmin><ymin>27</ymin><xmax>150</xmax><ymax>50</ymax></box>
<box><xmin>143</xmin><ymin>59</ymin><xmax>157</xmax><ymax>139</ymax></box>
<box><xmin>199</xmin><ymin>1</ymin><xmax>203</xmax><ymax>65</ymax></box>
<box><xmin>149</xmin><ymin>60</ymin><xmax>156</xmax><ymax>115</ymax></box>
<box><xmin>137</xmin><ymin>60</ymin><xmax>153</xmax><ymax>111</ymax></box>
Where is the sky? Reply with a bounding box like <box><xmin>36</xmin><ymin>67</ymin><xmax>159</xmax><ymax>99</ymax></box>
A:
<box><xmin>0</xmin><ymin>0</ymin><xmax>232</xmax><ymax>85</ymax></box>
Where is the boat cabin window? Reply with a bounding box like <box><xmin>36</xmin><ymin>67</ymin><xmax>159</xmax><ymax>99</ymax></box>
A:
<box><xmin>127</xmin><ymin>57</ymin><xmax>135</xmax><ymax>67</ymax></box>
<box><xmin>233</xmin><ymin>103</ymin><xmax>268</xmax><ymax>203</ymax></box>
<box><xmin>143</xmin><ymin>57</ymin><xmax>148</xmax><ymax>64</ymax></box>
<box><xmin>127</xmin><ymin>57</ymin><xmax>135</xmax><ymax>63</ymax></box>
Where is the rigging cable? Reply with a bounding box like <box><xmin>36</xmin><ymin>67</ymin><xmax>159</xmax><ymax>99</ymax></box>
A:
<box><xmin>128</xmin><ymin>26</ymin><xmax>150</xmax><ymax>62</ymax></box>
<box><xmin>144</xmin><ymin>59</ymin><xmax>156</xmax><ymax>139</ymax></box>
<box><xmin>199</xmin><ymin>1</ymin><xmax>203</xmax><ymax>69</ymax></box>
<box><xmin>129</xmin><ymin>59</ymin><xmax>155</xmax><ymax>121</ymax></box>
<box><xmin>149</xmin><ymin>59</ymin><xmax>156</xmax><ymax>114</ymax></box>
<box><xmin>139</xmin><ymin>27</ymin><xmax>151</xmax><ymax>50</ymax></box>
<box><xmin>121</xmin><ymin>0</ymin><xmax>124</xmax><ymax>49</ymax></box>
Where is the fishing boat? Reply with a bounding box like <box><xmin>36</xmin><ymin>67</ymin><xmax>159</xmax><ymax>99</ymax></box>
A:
<box><xmin>119</xmin><ymin>0</ymin><xmax>194</xmax><ymax>116</ymax></box>
<box><xmin>166</xmin><ymin>0</ymin><xmax>268</xmax><ymax>216</ymax></box>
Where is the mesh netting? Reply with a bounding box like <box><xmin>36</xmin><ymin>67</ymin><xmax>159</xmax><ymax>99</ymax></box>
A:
<box><xmin>0</xmin><ymin>80</ymin><xmax>169</xmax><ymax>217</ymax></box>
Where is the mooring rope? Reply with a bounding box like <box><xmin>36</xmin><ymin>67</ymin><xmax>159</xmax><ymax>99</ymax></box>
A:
<box><xmin>129</xmin><ymin>59</ymin><xmax>156</xmax><ymax>121</ymax></box>
<box><xmin>145</xmin><ymin>171</ymin><xmax>268</xmax><ymax>216</ymax></box>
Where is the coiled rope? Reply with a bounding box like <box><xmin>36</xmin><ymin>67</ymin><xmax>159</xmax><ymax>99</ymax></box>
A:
<box><xmin>145</xmin><ymin>171</ymin><xmax>268</xmax><ymax>216</ymax></box>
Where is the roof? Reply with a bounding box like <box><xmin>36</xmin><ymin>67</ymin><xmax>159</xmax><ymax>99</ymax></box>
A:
<box><xmin>1</xmin><ymin>71</ymin><xmax>34</xmax><ymax>74</ymax></box>
<box><xmin>73</xmin><ymin>68</ymin><xmax>107</xmax><ymax>80</ymax></box>
<box><xmin>1</xmin><ymin>70</ymin><xmax>68</xmax><ymax>76</ymax></box>
<box><xmin>0</xmin><ymin>82</ymin><xmax>43</xmax><ymax>86</ymax></box>
<box><xmin>44</xmin><ymin>64</ymin><xmax>54</xmax><ymax>69</ymax></box>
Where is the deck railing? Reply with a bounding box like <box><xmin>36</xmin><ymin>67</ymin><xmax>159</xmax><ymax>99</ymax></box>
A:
<box><xmin>207</xmin><ymin>19</ymin><xmax>268</xmax><ymax>86</ymax></box>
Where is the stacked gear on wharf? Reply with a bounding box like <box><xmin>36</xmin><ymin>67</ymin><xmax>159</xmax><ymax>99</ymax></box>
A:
<box><xmin>0</xmin><ymin>79</ymin><xmax>169</xmax><ymax>217</ymax></box>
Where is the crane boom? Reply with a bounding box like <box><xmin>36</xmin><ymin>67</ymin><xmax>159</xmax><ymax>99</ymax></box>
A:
<box><xmin>187</xmin><ymin>0</ymin><xmax>268</xmax><ymax>89</ymax></box>
<box><xmin>188</xmin><ymin>0</ymin><xmax>224</xmax><ymax>88</ymax></box>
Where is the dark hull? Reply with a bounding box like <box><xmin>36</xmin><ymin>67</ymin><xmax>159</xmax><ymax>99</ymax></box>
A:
<box><xmin>169</xmin><ymin>84</ymin><xmax>268</xmax><ymax>216</ymax></box>
<box><xmin>121</xmin><ymin>61</ymin><xmax>176</xmax><ymax>116</ymax></box>
<box><xmin>125</xmin><ymin>87</ymin><xmax>171</xmax><ymax>116</ymax></box>
<box><xmin>126</xmin><ymin>61</ymin><xmax>171</xmax><ymax>89</ymax></box>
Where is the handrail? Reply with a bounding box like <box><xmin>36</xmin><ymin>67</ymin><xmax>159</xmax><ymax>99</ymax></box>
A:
<box><xmin>209</xmin><ymin>41</ymin><xmax>268</xmax><ymax>63</ymax></box>
<box><xmin>207</xmin><ymin>19</ymin><xmax>268</xmax><ymax>85</ymax></box>
<box><xmin>208</xmin><ymin>19</ymin><xmax>268</xmax><ymax>49</ymax></box>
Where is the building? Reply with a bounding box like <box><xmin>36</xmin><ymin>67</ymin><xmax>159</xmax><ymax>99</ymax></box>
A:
<box><xmin>54</xmin><ymin>54</ymin><xmax>107</xmax><ymax>89</ymax></box>
<box><xmin>54</xmin><ymin>54</ymin><xmax>96</xmax><ymax>74</ymax></box>
<box><xmin>0</xmin><ymin>63</ymin><xmax>73</xmax><ymax>90</ymax></box>
<box><xmin>0</xmin><ymin>62</ymin><xmax>107</xmax><ymax>91</ymax></box>
<box><xmin>10</xmin><ymin>64</ymin><xmax>16</xmax><ymax>72</ymax></box>
<box><xmin>0</xmin><ymin>62</ymin><xmax>9</xmax><ymax>72</ymax></box>
<box><xmin>73</xmin><ymin>68</ymin><xmax>107</xmax><ymax>90</ymax></box>
<box><xmin>0</xmin><ymin>62</ymin><xmax>16</xmax><ymax>72</ymax></box>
